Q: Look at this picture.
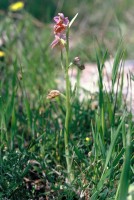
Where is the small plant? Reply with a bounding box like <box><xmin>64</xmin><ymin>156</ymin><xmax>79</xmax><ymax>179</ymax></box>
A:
<box><xmin>48</xmin><ymin>13</ymin><xmax>79</xmax><ymax>183</ymax></box>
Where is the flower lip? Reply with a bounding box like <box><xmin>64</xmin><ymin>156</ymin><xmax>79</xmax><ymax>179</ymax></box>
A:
<box><xmin>54</xmin><ymin>23</ymin><xmax>66</xmax><ymax>34</ymax></box>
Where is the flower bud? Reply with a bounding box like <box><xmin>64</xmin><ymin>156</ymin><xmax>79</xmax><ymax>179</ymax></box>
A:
<box><xmin>73</xmin><ymin>57</ymin><xmax>85</xmax><ymax>70</ymax></box>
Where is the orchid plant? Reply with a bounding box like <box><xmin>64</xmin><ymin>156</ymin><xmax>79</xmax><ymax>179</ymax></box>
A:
<box><xmin>48</xmin><ymin>13</ymin><xmax>78</xmax><ymax>183</ymax></box>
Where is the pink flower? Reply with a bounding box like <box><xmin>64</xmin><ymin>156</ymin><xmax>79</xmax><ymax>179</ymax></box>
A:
<box><xmin>51</xmin><ymin>13</ymin><xmax>69</xmax><ymax>49</ymax></box>
<box><xmin>51</xmin><ymin>33</ymin><xmax>66</xmax><ymax>49</ymax></box>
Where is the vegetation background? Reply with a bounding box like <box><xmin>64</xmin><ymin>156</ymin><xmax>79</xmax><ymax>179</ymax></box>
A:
<box><xmin>0</xmin><ymin>0</ymin><xmax>133</xmax><ymax>199</ymax></box>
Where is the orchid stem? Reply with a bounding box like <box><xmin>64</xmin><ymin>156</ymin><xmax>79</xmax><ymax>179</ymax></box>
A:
<box><xmin>64</xmin><ymin>27</ymin><xmax>74</xmax><ymax>183</ymax></box>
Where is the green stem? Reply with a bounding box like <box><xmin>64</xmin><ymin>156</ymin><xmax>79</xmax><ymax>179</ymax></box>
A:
<box><xmin>64</xmin><ymin>28</ymin><xmax>74</xmax><ymax>183</ymax></box>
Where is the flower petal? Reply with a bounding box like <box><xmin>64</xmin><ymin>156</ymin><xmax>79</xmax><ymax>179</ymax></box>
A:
<box><xmin>51</xmin><ymin>37</ymin><xmax>59</xmax><ymax>48</ymax></box>
<box><xmin>53</xmin><ymin>16</ymin><xmax>59</xmax><ymax>23</ymax></box>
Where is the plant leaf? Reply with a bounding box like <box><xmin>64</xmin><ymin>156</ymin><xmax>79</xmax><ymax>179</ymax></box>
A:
<box><xmin>69</xmin><ymin>13</ymin><xmax>78</xmax><ymax>28</ymax></box>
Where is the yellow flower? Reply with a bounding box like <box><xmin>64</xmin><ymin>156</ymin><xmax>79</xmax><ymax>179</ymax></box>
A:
<box><xmin>0</xmin><ymin>51</ymin><xmax>5</xmax><ymax>57</ymax></box>
<box><xmin>9</xmin><ymin>1</ymin><xmax>24</xmax><ymax>12</ymax></box>
<box><xmin>85</xmin><ymin>137</ymin><xmax>90</xmax><ymax>142</ymax></box>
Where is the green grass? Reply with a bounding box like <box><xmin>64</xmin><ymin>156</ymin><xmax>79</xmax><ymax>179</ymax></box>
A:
<box><xmin>0</xmin><ymin>6</ymin><xmax>134</xmax><ymax>200</ymax></box>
